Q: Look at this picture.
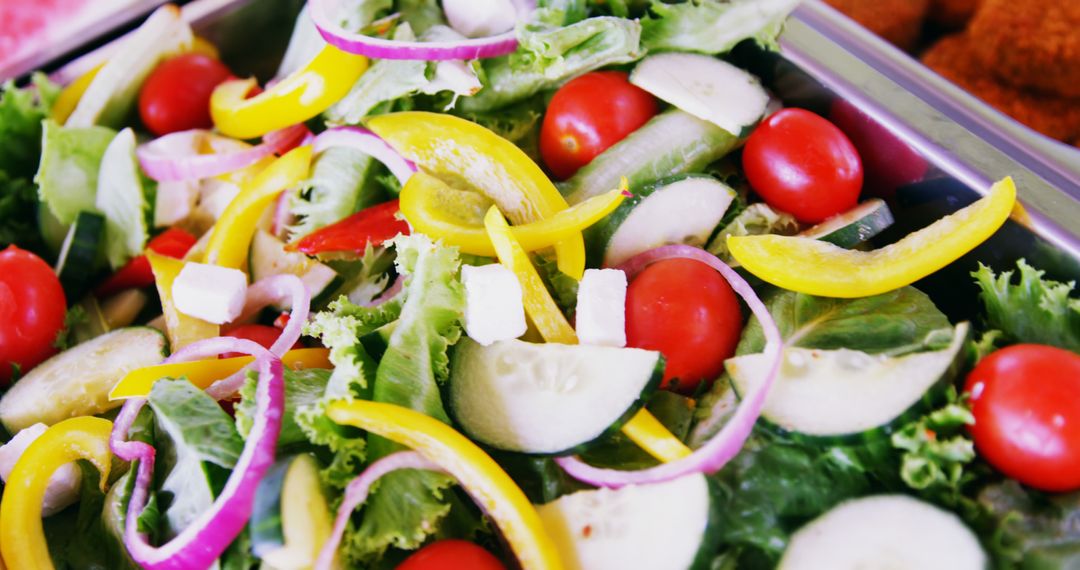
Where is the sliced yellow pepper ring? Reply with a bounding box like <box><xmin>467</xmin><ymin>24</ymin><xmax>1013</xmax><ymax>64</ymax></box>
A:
<box><xmin>366</xmin><ymin>112</ymin><xmax>586</xmax><ymax>279</ymax></box>
<box><xmin>51</xmin><ymin>63</ymin><xmax>103</xmax><ymax>125</ymax></box>
<box><xmin>205</xmin><ymin>145</ymin><xmax>312</xmax><ymax>269</ymax></box>
<box><xmin>729</xmin><ymin>177</ymin><xmax>1018</xmax><ymax>298</ymax></box>
<box><xmin>326</xmin><ymin>400</ymin><xmax>563</xmax><ymax>570</ymax></box>
<box><xmin>148</xmin><ymin>251</ymin><xmax>219</xmax><ymax>350</ymax></box>
<box><xmin>401</xmin><ymin>171</ymin><xmax>627</xmax><ymax>257</ymax></box>
<box><xmin>211</xmin><ymin>45</ymin><xmax>368</xmax><ymax>139</ymax></box>
<box><xmin>109</xmin><ymin>348</ymin><xmax>332</xmax><ymax>400</ymax></box>
<box><xmin>0</xmin><ymin>417</ymin><xmax>113</xmax><ymax>570</ymax></box>
<box><xmin>191</xmin><ymin>36</ymin><xmax>220</xmax><ymax>59</ymax></box>
<box><xmin>483</xmin><ymin>205</ymin><xmax>692</xmax><ymax>462</ymax></box>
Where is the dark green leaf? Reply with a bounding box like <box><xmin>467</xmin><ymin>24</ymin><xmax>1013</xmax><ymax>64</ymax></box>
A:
<box><xmin>972</xmin><ymin>259</ymin><xmax>1080</xmax><ymax>352</ymax></box>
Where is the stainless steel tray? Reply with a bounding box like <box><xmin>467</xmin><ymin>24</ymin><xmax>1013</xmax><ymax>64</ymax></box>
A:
<box><xmin>21</xmin><ymin>0</ymin><xmax>1080</xmax><ymax>322</ymax></box>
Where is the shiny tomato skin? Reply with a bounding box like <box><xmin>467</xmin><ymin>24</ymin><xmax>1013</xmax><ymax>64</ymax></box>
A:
<box><xmin>625</xmin><ymin>258</ymin><xmax>743</xmax><ymax>394</ymax></box>
<box><xmin>742</xmin><ymin>108</ymin><xmax>863</xmax><ymax>223</ymax></box>
<box><xmin>0</xmin><ymin>246</ymin><xmax>67</xmax><ymax>384</ymax></box>
<box><xmin>540</xmin><ymin>71</ymin><xmax>658</xmax><ymax>180</ymax></box>
<box><xmin>396</xmin><ymin>540</ymin><xmax>506</xmax><ymax>570</ymax></box>
<box><xmin>139</xmin><ymin>53</ymin><xmax>233</xmax><ymax>136</ymax></box>
<box><xmin>221</xmin><ymin>324</ymin><xmax>299</xmax><ymax>358</ymax></box>
<box><xmin>965</xmin><ymin>344</ymin><xmax>1080</xmax><ymax>492</ymax></box>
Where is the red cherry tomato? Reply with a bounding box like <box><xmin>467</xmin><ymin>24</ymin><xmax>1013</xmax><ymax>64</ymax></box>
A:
<box><xmin>139</xmin><ymin>53</ymin><xmax>233</xmax><ymax>136</ymax></box>
<box><xmin>540</xmin><ymin>71</ymin><xmax>658</xmax><ymax>180</ymax></box>
<box><xmin>221</xmin><ymin>324</ymin><xmax>300</xmax><ymax>359</ymax></box>
<box><xmin>396</xmin><ymin>540</ymin><xmax>506</xmax><ymax>570</ymax></box>
<box><xmin>625</xmin><ymin>258</ymin><xmax>743</xmax><ymax>394</ymax></box>
<box><xmin>0</xmin><ymin>246</ymin><xmax>67</xmax><ymax>384</ymax></box>
<box><xmin>742</xmin><ymin>108</ymin><xmax>863</xmax><ymax>223</ymax></box>
<box><xmin>96</xmin><ymin>227</ymin><xmax>198</xmax><ymax>298</ymax></box>
<box><xmin>965</xmin><ymin>344</ymin><xmax>1080</xmax><ymax>492</ymax></box>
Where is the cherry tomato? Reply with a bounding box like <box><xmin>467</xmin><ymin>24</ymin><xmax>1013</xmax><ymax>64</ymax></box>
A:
<box><xmin>96</xmin><ymin>227</ymin><xmax>198</xmax><ymax>298</ymax></box>
<box><xmin>540</xmin><ymin>71</ymin><xmax>657</xmax><ymax>180</ymax></box>
<box><xmin>396</xmin><ymin>540</ymin><xmax>506</xmax><ymax>570</ymax></box>
<box><xmin>221</xmin><ymin>324</ymin><xmax>300</xmax><ymax>359</ymax></box>
<box><xmin>625</xmin><ymin>258</ymin><xmax>743</xmax><ymax>394</ymax></box>
<box><xmin>742</xmin><ymin>108</ymin><xmax>863</xmax><ymax>223</ymax></box>
<box><xmin>0</xmin><ymin>246</ymin><xmax>67</xmax><ymax>384</ymax></box>
<box><xmin>965</xmin><ymin>344</ymin><xmax>1080</xmax><ymax>492</ymax></box>
<box><xmin>139</xmin><ymin>53</ymin><xmax>233</xmax><ymax>136</ymax></box>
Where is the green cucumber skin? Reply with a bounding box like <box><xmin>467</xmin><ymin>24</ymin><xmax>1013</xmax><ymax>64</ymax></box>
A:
<box><xmin>444</xmin><ymin>344</ymin><xmax>667</xmax><ymax>458</ymax></box>
<box><xmin>732</xmin><ymin>326</ymin><xmax>971</xmax><ymax>446</ymax></box>
<box><xmin>560</xmin><ymin>110</ymin><xmax>740</xmax><ymax>205</ymax></box>
<box><xmin>57</xmin><ymin>211</ymin><xmax>106</xmax><ymax>298</ymax></box>
<box><xmin>689</xmin><ymin>477</ymin><xmax>727</xmax><ymax>570</ymax></box>
<box><xmin>801</xmin><ymin>200</ymin><xmax>894</xmax><ymax>248</ymax></box>
<box><xmin>249</xmin><ymin>457</ymin><xmax>292</xmax><ymax>556</ymax></box>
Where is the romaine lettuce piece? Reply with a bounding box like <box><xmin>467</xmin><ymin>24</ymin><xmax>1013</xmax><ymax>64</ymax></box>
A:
<box><xmin>96</xmin><ymin>128</ymin><xmax>150</xmax><ymax>269</ymax></box>
<box><xmin>35</xmin><ymin>119</ymin><xmax>117</xmax><ymax>225</ymax></box>
<box><xmin>641</xmin><ymin>0</ymin><xmax>799</xmax><ymax>54</ymax></box>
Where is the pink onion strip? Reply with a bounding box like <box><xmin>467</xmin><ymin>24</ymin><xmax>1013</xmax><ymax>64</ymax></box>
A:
<box><xmin>308</xmin><ymin>0</ymin><xmax>533</xmax><ymax>60</ymax></box>
<box><xmin>315</xmin><ymin>452</ymin><xmax>445</xmax><ymax>570</ymax></box>
<box><xmin>555</xmin><ymin>245</ymin><xmax>783</xmax><ymax>488</ymax></box>
<box><xmin>312</xmin><ymin>126</ymin><xmax>417</xmax><ymax>186</ymax></box>
<box><xmin>137</xmin><ymin>123</ymin><xmax>309</xmax><ymax>182</ymax></box>
<box><xmin>110</xmin><ymin>337</ymin><xmax>284</xmax><ymax>570</ymax></box>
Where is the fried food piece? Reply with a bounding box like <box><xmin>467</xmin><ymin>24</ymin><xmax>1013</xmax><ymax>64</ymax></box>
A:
<box><xmin>927</xmin><ymin>0</ymin><xmax>982</xmax><ymax>28</ymax></box>
<box><xmin>823</xmin><ymin>0</ymin><xmax>930</xmax><ymax>51</ymax></box>
<box><xmin>922</xmin><ymin>34</ymin><xmax>1080</xmax><ymax>142</ymax></box>
<box><xmin>967</xmin><ymin>0</ymin><xmax>1080</xmax><ymax>98</ymax></box>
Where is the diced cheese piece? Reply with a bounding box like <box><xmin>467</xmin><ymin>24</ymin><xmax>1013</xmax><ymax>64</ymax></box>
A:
<box><xmin>462</xmin><ymin>264</ymin><xmax>527</xmax><ymax>346</ymax></box>
<box><xmin>172</xmin><ymin>262</ymin><xmax>248</xmax><ymax>324</ymax></box>
<box><xmin>575</xmin><ymin>268</ymin><xmax>627</xmax><ymax>347</ymax></box>
<box><xmin>0</xmin><ymin>423</ymin><xmax>82</xmax><ymax>516</ymax></box>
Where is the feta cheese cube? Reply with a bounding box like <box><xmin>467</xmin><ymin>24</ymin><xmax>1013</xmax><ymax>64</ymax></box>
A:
<box><xmin>0</xmin><ymin>424</ymin><xmax>82</xmax><ymax>516</ymax></box>
<box><xmin>462</xmin><ymin>264</ymin><xmax>527</xmax><ymax>346</ymax></box>
<box><xmin>172</xmin><ymin>262</ymin><xmax>248</xmax><ymax>324</ymax></box>
<box><xmin>575</xmin><ymin>268</ymin><xmax>627</xmax><ymax>347</ymax></box>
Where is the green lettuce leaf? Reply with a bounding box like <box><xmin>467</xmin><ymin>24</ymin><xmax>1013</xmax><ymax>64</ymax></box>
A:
<box><xmin>979</xmin><ymin>480</ymin><xmax>1080</xmax><ymax>568</ymax></box>
<box><xmin>236</xmin><ymin>368</ymin><xmax>332</xmax><ymax>452</ymax></box>
<box><xmin>972</xmin><ymin>259</ymin><xmax>1080</xmax><ymax>352</ymax></box>
<box><xmin>35</xmin><ymin>120</ymin><xmax>117</xmax><ymax>225</ymax></box>
<box><xmin>458</xmin><ymin>16</ymin><xmax>642</xmax><ymax>112</ymax></box>
<box><xmin>641</xmin><ymin>0</ymin><xmax>799</xmax><ymax>54</ymax></box>
<box><xmin>0</xmin><ymin>74</ymin><xmax>58</xmax><ymax>179</ymax></box>
<box><xmin>0</xmin><ymin>173</ymin><xmax>43</xmax><ymax>250</ymax></box>
<box><xmin>891</xmin><ymin>387</ymin><xmax>976</xmax><ymax>495</ymax></box>
<box><xmin>44</xmin><ymin>461</ymin><xmax>140</xmax><ymax>570</ymax></box>
<box><xmin>398</xmin><ymin>0</ymin><xmax>446</xmax><ymax>34</ymax></box>
<box><xmin>706</xmin><ymin>202</ymin><xmax>799</xmax><ymax>262</ymax></box>
<box><xmin>96</xmin><ymin>128</ymin><xmax>150</xmax><ymax>269</ymax></box>
<box><xmin>288</xmin><ymin>145</ymin><xmax>386</xmax><ymax>240</ymax></box>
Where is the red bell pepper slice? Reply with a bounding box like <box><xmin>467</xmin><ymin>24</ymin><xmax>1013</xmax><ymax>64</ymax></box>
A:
<box><xmin>289</xmin><ymin>199</ymin><xmax>409</xmax><ymax>255</ymax></box>
<box><xmin>95</xmin><ymin>228</ymin><xmax>198</xmax><ymax>298</ymax></box>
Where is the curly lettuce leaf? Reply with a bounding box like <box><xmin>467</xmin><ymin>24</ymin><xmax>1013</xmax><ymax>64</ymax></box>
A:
<box><xmin>706</xmin><ymin>202</ymin><xmax>798</xmax><ymax>262</ymax></box>
<box><xmin>288</xmin><ymin>145</ymin><xmax>385</xmax><ymax>240</ymax></box>
<box><xmin>35</xmin><ymin>119</ymin><xmax>117</xmax><ymax>225</ymax></box>
<box><xmin>891</xmin><ymin>387</ymin><xmax>976</xmax><ymax>495</ymax></box>
<box><xmin>0</xmin><ymin>173</ymin><xmax>42</xmax><ymax>250</ymax></box>
<box><xmin>0</xmin><ymin>74</ymin><xmax>58</xmax><ymax>179</ymax></box>
<box><xmin>972</xmin><ymin>259</ymin><xmax>1080</xmax><ymax>352</ymax></box>
<box><xmin>641</xmin><ymin>0</ymin><xmax>799</xmax><ymax>54</ymax></box>
<box><xmin>979</xmin><ymin>480</ymin><xmax>1080</xmax><ymax>568</ymax></box>
<box><xmin>236</xmin><ymin>368</ymin><xmax>332</xmax><ymax>452</ymax></box>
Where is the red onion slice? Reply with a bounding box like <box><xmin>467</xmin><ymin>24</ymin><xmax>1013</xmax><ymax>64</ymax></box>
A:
<box><xmin>137</xmin><ymin>124</ymin><xmax>309</xmax><ymax>183</ymax></box>
<box><xmin>315</xmin><ymin>452</ymin><xmax>445</xmax><ymax>570</ymax></box>
<box><xmin>308</xmin><ymin>0</ymin><xmax>534</xmax><ymax>60</ymax></box>
<box><xmin>110</xmin><ymin>337</ymin><xmax>284</xmax><ymax>570</ymax></box>
<box><xmin>312</xmin><ymin>126</ymin><xmax>417</xmax><ymax>186</ymax></box>
<box><xmin>555</xmin><ymin>245</ymin><xmax>783</xmax><ymax>488</ymax></box>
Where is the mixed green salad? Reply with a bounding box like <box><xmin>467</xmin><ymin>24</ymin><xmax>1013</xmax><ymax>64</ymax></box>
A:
<box><xmin>0</xmin><ymin>1</ymin><xmax>1079</xmax><ymax>569</ymax></box>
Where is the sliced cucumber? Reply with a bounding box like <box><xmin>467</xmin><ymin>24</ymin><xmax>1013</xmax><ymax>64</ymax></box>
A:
<box><xmin>780</xmin><ymin>495</ymin><xmax>986</xmax><ymax>570</ymax></box>
<box><xmin>96</xmin><ymin>128</ymin><xmax>149</xmax><ymax>270</ymax></box>
<box><xmin>250</xmin><ymin>454</ymin><xmax>334</xmax><ymax>569</ymax></box>
<box><xmin>0</xmin><ymin>327</ymin><xmax>168</xmax><ymax>433</ymax></box>
<box><xmin>727</xmin><ymin>323</ymin><xmax>968</xmax><ymax>441</ymax></box>
<box><xmin>448</xmin><ymin>338</ymin><xmax>664</xmax><ymax>455</ymax></box>
<box><xmin>630</xmin><ymin>53</ymin><xmax>769</xmax><ymax>136</ymax></box>
<box><xmin>588</xmin><ymin>175</ymin><xmax>736</xmax><ymax>267</ymax></box>
<box><xmin>561</xmin><ymin>109</ymin><xmax>740</xmax><ymax>205</ymax></box>
<box><xmin>54</xmin><ymin>210</ymin><xmax>106</xmax><ymax>297</ymax></box>
<box><xmin>538</xmin><ymin>474</ymin><xmax>721</xmax><ymax>570</ymax></box>
<box><xmin>799</xmin><ymin>199</ymin><xmax>894</xmax><ymax>248</ymax></box>
<box><xmin>249</xmin><ymin>230</ymin><xmax>338</xmax><ymax>309</ymax></box>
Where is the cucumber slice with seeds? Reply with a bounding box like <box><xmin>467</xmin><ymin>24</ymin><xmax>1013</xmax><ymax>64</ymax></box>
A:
<box><xmin>799</xmin><ymin>198</ymin><xmax>894</xmax><ymax>248</ymax></box>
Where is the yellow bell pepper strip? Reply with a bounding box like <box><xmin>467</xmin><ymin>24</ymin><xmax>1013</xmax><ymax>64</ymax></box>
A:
<box><xmin>0</xmin><ymin>417</ymin><xmax>113</xmax><ymax>570</ymax></box>
<box><xmin>484</xmin><ymin>206</ymin><xmax>578</xmax><ymax>344</ymax></box>
<box><xmin>191</xmin><ymin>36</ymin><xmax>220</xmax><ymax>59</ymax></box>
<box><xmin>51</xmin><ymin>63</ymin><xmax>103</xmax><ymax>125</ymax></box>
<box><xmin>483</xmin><ymin>206</ymin><xmax>693</xmax><ymax>462</ymax></box>
<box><xmin>729</xmin><ymin>177</ymin><xmax>1018</xmax><ymax>298</ymax></box>
<box><xmin>366</xmin><ymin>112</ymin><xmax>586</xmax><ymax>279</ymax></box>
<box><xmin>205</xmin><ymin>145</ymin><xmax>312</xmax><ymax>269</ymax></box>
<box><xmin>326</xmin><ymin>400</ymin><xmax>563</xmax><ymax>570</ymax></box>
<box><xmin>147</xmin><ymin>251</ymin><xmax>219</xmax><ymax>350</ymax></box>
<box><xmin>211</xmin><ymin>45</ymin><xmax>368</xmax><ymax>139</ymax></box>
<box><xmin>402</xmin><ymin>171</ymin><xmax>628</xmax><ymax>257</ymax></box>
<box><xmin>109</xmin><ymin>348</ymin><xmax>332</xmax><ymax>399</ymax></box>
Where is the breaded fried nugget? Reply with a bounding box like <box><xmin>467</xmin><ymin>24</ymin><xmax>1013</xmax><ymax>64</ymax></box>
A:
<box><xmin>968</xmin><ymin>0</ymin><xmax>1080</xmax><ymax>97</ymax></box>
<box><xmin>928</xmin><ymin>0</ymin><xmax>982</xmax><ymax>28</ymax></box>
<box><xmin>823</xmin><ymin>0</ymin><xmax>930</xmax><ymax>51</ymax></box>
<box><xmin>922</xmin><ymin>34</ymin><xmax>1080</xmax><ymax>142</ymax></box>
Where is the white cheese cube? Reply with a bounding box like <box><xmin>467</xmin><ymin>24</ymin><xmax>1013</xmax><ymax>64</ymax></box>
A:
<box><xmin>172</xmin><ymin>262</ymin><xmax>248</xmax><ymax>324</ymax></box>
<box><xmin>462</xmin><ymin>264</ymin><xmax>527</xmax><ymax>346</ymax></box>
<box><xmin>0</xmin><ymin>423</ymin><xmax>82</xmax><ymax>516</ymax></box>
<box><xmin>575</xmin><ymin>268</ymin><xmax>628</xmax><ymax>347</ymax></box>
